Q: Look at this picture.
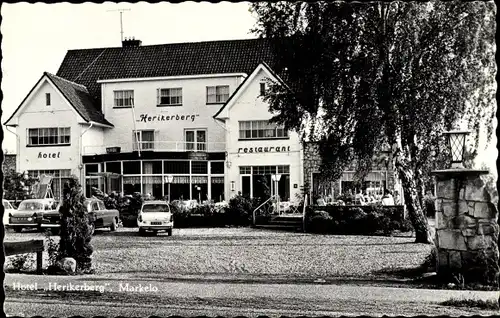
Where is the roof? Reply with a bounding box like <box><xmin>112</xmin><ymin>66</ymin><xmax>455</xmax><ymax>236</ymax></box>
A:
<box><xmin>44</xmin><ymin>72</ymin><xmax>113</xmax><ymax>127</ymax></box>
<box><xmin>4</xmin><ymin>72</ymin><xmax>113</xmax><ymax>127</ymax></box>
<box><xmin>56</xmin><ymin>38</ymin><xmax>279</xmax><ymax>106</ymax></box>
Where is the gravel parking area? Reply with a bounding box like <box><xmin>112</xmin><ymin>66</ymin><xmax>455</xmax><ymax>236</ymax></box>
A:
<box><xmin>4</xmin><ymin>227</ymin><xmax>432</xmax><ymax>281</ymax></box>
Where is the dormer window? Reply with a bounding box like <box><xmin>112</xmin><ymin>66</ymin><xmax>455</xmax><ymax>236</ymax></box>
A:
<box><xmin>260</xmin><ymin>83</ymin><xmax>266</xmax><ymax>96</ymax></box>
<box><xmin>46</xmin><ymin>93</ymin><xmax>51</xmax><ymax>106</ymax></box>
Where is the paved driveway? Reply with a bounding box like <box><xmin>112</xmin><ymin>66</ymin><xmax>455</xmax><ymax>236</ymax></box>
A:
<box><xmin>5</xmin><ymin>227</ymin><xmax>432</xmax><ymax>281</ymax></box>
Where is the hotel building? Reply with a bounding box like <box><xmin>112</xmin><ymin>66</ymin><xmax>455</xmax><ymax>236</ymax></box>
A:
<box><xmin>4</xmin><ymin>37</ymin><xmax>401</xmax><ymax>205</ymax></box>
<box><xmin>4</xmin><ymin>38</ymin><xmax>305</xmax><ymax>203</ymax></box>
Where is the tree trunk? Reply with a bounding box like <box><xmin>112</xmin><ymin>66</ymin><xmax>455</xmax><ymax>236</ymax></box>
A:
<box><xmin>398</xmin><ymin>166</ymin><xmax>433</xmax><ymax>244</ymax></box>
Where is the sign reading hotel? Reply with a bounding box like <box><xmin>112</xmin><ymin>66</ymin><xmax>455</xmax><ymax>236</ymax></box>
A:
<box><xmin>238</xmin><ymin>146</ymin><xmax>291</xmax><ymax>153</ymax></box>
<box><xmin>38</xmin><ymin>152</ymin><xmax>61</xmax><ymax>159</ymax></box>
<box><xmin>137</xmin><ymin>113</ymin><xmax>200</xmax><ymax>123</ymax></box>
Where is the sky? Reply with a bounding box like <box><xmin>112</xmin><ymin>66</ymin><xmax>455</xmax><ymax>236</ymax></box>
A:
<box><xmin>1</xmin><ymin>2</ymin><xmax>497</xmax><ymax>173</ymax></box>
<box><xmin>1</xmin><ymin>1</ymin><xmax>257</xmax><ymax>153</ymax></box>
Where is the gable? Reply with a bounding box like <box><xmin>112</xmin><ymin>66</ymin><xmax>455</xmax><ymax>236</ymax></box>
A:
<box><xmin>4</xmin><ymin>75</ymin><xmax>86</xmax><ymax>126</ymax></box>
<box><xmin>214</xmin><ymin>63</ymin><xmax>285</xmax><ymax>120</ymax></box>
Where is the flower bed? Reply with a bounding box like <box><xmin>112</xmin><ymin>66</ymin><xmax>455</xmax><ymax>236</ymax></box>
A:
<box><xmin>305</xmin><ymin>205</ymin><xmax>412</xmax><ymax>235</ymax></box>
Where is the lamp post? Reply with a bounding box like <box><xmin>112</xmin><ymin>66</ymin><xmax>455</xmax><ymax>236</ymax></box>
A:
<box><xmin>442</xmin><ymin>130</ymin><xmax>470</xmax><ymax>169</ymax></box>
<box><xmin>271</xmin><ymin>174</ymin><xmax>282</xmax><ymax>214</ymax></box>
<box><xmin>195</xmin><ymin>186</ymin><xmax>201</xmax><ymax>203</ymax></box>
<box><xmin>164</xmin><ymin>174</ymin><xmax>174</xmax><ymax>202</ymax></box>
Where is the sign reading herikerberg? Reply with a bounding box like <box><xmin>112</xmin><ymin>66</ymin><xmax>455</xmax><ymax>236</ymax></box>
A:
<box><xmin>137</xmin><ymin>113</ymin><xmax>200</xmax><ymax>123</ymax></box>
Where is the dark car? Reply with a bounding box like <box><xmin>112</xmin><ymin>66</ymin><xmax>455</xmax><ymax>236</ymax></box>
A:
<box><xmin>9</xmin><ymin>199</ymin><xmax>57</xmax><ymax>232</ymax></box>
<box><xmin>41</xmin><ymin>198</ymin><xmax>120</xmax><ymax>234</ymax></box>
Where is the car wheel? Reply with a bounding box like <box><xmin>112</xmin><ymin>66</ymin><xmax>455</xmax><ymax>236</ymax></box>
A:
<box><xmin>14</xmin><ymin>227</ymin><xmax>22</xmax><ymax>233</ymax></box>
<box><xmin>110</xmin><ymin>218</ymin><xmax>117</xmax><ymax>232</ymax></box>
<box><xmin>139</xmin><ymin>227</ymin><xmax>146</xmax><ymax>236</ymax></box>
<box><xmin>167</xmin><ymin>229</ymin><xmax>172</xmax><ymax>236</ymax></box>
<box><xmin>51</xmin><ymin>228</ymin><xmax>60</xmax><ymax>235</ymax></box>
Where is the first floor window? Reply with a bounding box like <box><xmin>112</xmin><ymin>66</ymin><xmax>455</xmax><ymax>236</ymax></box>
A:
<box><xmin>157</xmin><ymin>88</ymin><xmax>182</xmax><ymax>106</ymax></box>
<box><xmin>185</xmin><ymin>129</ymin><xmax>206</xmax><ymax>151</ymax></box>
<box><xmin>206</xmin><ymin>85</ymin><xmax>229</xmax><ymax>104</ymax></box>
<box><xmin>133</xmin><ymin>130</ymin><xmax>155</xmax><ymax>150</ymax></box>
<box><xmin>238</xmin><ymin>165</ymin><xmax>290</xmax><ymax>201</ymax></box>
<box><xmin>239</xmin><ymin>120</ymin><xmax>288</xmax><ymax>139</ymax></box>
<box><xmin>28</xmin><ymin>127</ymin><xmax>71</xmax><ymax>146</ymax></box>
<box><xmin>114</xmin><ymin>90</ymin><xmax>134</xmax><ymax>107</ymax></box>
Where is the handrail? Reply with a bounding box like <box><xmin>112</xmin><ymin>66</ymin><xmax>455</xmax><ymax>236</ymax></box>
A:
<box><xmin>302</xmin><ymin>194</ymin><xmax>308</xmax><ymax>232</ymax></box>
<box><xmin>252</xmin><ymin>194</ymin><xmax>279</xmax><ymax>226</ymax></box>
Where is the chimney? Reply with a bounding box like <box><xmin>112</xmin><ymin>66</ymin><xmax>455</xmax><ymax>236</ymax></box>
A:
<box><xmin>122</xmin><ymin>36</ymin><xmax>142</xmax><ymax>48</ymax></box>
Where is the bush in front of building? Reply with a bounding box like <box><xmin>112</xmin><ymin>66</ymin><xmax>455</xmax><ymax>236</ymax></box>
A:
<box><xmin>305</xmin><ymin>205</ymin><xmax>413</xmax><ymax>236</ymax></box>
<box><xmin>58</xmin><ymin>176</ymin><xmax>94</xmax><ymax>273</ymax></box>
<box><xmin>225</xmin><ymin>194</ymin><xmax>255</xmax><ymax>226</ymax></box>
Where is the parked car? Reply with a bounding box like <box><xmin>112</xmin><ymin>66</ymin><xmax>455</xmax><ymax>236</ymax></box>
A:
<box><xmin>41</xmin><ymin>198</ymin><xmax>120</xmax><ymax>234</ymax></box>
<box><xmin>3</xmin><ymin>199</ymin><xmax>16</xmax><ymax>227</ymax></box>
<box><xmin>86</xmin><ymin>198</ymin><xmax>120</xmax><ymax>233</ymax></box>
<box><xmin>137</xmin><ymin>200</ymin><xmax>173</xmax><ymax>236</ymax></box>
<box><xmin>41</xmin><ymin>203</ymin><xmax>61</xmax><ymax>234</ymax></box>
<box><xmin>9</xmin><ymin>198</ymin><xmax>57</xmax><ymax>232</ymax></box>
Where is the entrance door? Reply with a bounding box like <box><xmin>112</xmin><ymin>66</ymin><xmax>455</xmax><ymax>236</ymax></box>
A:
<box><xmin>241</xmin><ymin>175</ymin><xmax>251</xmax><ymax>199</ymax></box>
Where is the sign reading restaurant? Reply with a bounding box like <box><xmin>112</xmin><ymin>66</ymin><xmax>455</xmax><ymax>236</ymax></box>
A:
<box><xmin>238</xmin><ymin>146</ymin><xmax>291</xmax><ymax>153</ymax></box>
<box><xmin>137</xmin><ymin>113</ymin><xmax>200</xmax><ymax>123</ymax></box>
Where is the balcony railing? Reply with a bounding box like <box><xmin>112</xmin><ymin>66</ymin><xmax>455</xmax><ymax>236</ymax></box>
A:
<box><xmin>83</xmin><ymin>141</ymin><xmax>226</xmax><ymax>155</ymax></box>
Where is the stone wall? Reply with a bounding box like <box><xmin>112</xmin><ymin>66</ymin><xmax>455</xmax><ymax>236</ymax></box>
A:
<box><xmin>434</xmin><ymin>172</ymin><xmax>499</xmax><ymax>284</ymax></box>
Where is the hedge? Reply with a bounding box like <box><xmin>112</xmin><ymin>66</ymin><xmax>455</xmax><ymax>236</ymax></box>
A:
<box><xmin>305</xmin><ymin>204</ymin><xmax>413</xmax><ymax>235</ymax></box>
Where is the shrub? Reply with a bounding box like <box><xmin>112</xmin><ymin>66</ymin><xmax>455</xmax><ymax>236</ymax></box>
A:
<box><xmin>305</xmin><ymin>205</ymin><xmax>412</xmax><ymax>236</ymax></box>
<box><xmin>5</xmin><ymin>254</ymin><xmax>34</xmax><ymax>273</ymax></box>
<box><xmin>45</xmin><ymin>232</ymin><xmax>59</xmax><ymax>267</ymax></box>
<box><xmin>59</xmin><ymin>176</ymin><xmax>93</xmax><ymax>272</ymax></box>
<box><xmin>226</xmin><ymin>195</ymin><xmax>253</xmax><ymax>226</ymax></box>
<box><xmin>308</xmin><ymin>210</ymin><xmax>333</xmax><ymax>234</ymax></box>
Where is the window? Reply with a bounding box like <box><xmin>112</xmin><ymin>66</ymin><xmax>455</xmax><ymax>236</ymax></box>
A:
<box><xmin>238</xmin><ymin>121</ymin><xmax>288</xmax><ymax>140</ymax></box>
<box><xmin>46</xmin><ymin>93</ymin><xmax>51</xmax><ymax>106</ymax></box>
<box><xmin>123</xmin><ymin>161</ymin><xmax>141</xmax><ymax>175</ymax></box>
<box><xmin>185</xmin><ymin>129</ymin><xmax>206</xmax><ymax>151</ymax></box>
<box><xmin>164</xmin><ymin>161</ymin><xmax>190</xmax><ymax>174</ymax></box>
<box><xmin>206</xmin><ymin>85</ymin><xmax>229</xmax><ymax>104</ymax></box>
<box><xmin>210</xmin><ymin>162</ymin><xmax>224</xmax><ymax>174</ymax></box>
<box><xmin>260</xmin><ymin>83</ymin><xmax>266</xmax><ymax>96</ymax></box>
<box><xmin>133</xmin><ymin>130</ymin><xmax>155</xmax><ymax>151</ymax></box>
<box><xmin>157</xmin><ymin>88</ymin><xmax>182</xmax><ymax>106</ymax></box>
<box><xmin>114</xmin><ymin>90</ymin><xmax>134</xmax><ymax>108</ymax></box>
<box><xmin>191</xmin><ymin>161</ymin><xmax>208</xmax><ymax>174</ymax></box>
<box><xmin>28</xmin><ymin>127</ymin><xmax>71</xmax><ymax>146</ymax></box>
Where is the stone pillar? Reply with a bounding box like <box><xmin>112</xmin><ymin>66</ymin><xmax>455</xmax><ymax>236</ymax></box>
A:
<box><xmin>433</xmin><ymin>169</ymin><xmax>499</xmax><ymax>284</ymax></box>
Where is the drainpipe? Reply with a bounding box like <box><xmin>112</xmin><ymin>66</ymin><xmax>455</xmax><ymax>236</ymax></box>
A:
<box><xmin>5</xmin><ymin>126</ymin><xmax>20</xmax><ymax>172</ymax></box>
<box><xmin>80</xmin><ymin>122</ymin><xmax>94</xmax><ymax>194</ymax></box>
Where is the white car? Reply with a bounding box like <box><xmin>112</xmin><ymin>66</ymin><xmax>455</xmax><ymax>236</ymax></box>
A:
<box><xmin>3</xmin><ymin>199</ymin><xmax>16</xmax><ymax>227</ymax></box>
<box><xmin>137</xmin><ymin>200</ymin><xmax>173</xmax><ymax>236</ymax></box>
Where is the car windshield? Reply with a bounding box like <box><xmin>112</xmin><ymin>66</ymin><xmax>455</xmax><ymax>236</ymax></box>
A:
<box><xmin>142</xmin><ymin>204</ymin><xmax>169</xmax><ymax>213</ymax></box>
<box><xmin>18</xmin><ymin>201</ymin><xmax>44</xmax><ymax>211</ymax></box>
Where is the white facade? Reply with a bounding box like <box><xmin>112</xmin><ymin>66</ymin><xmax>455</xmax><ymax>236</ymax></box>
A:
<box><xmin>86</xmin><ymin>74</ymin><xmax>246</xmax><ymax>154</ymax></box>
<box><xmin>216</xmin><ymin>65</ymin><xmax>304</xmax><ymax>203</ymax></box>
<box><xmin>7</xmin><ymin>64</ymin><xmax>304</xmax><ymax>203</ymax></box>
<box><xmin>6</xmin><ymin>75</ymin><xmax>107</xmax><ymax>197</ymax></box>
